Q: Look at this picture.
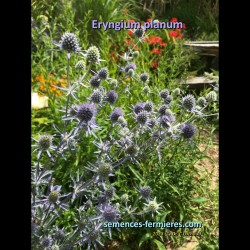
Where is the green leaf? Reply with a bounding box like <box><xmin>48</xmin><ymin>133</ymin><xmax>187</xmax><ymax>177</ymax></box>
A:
<box><xmin>191</xmin><ymin>197</ymin><xmax>208</xmax><ymax>203</ymax></box>
<box><xmin>33</xmin><ymin>117</ymin><xmax>53</xmax><ymax>124</ymax></box>
<box><xmin>157</xmin><ymin>211</ymin><xmax>172</xmax><ymax>222</ymax></box>
<box><xmin>153</xmin><ymin>239</ymin><xmax>166</xmax><ymax>250</ymax></box>
<box><xmin>139</xmin><ymin>233</ymin><xmax>152</xmax><ymax>248</ymax></box>
<box><xmin>164</xmin><ymin>180</ymin><xmax>180</xmax><ymax>195</ymax></box>
<box><xmin>128</xmin><ymin>165</ymin><xmax>144</xmax><ymax>183</ymax></box>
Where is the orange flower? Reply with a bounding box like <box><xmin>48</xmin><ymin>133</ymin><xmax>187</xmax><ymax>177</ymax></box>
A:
<box><xmin>128</xmin><ymin>20</ymin><xmax>135</xmax><ymax>23</ymax></box>
<box><xmin>159</xmin><ymin>41</ymin><xmax>167</xmax><ymax>47</ymax></box>
<box><xmin>149</xmin><ymin>36</ymin><xmax>162</xmax><ymax>45</ymax></box>
<box><xmin>39</xmin><ymin>85</ymin><xmax>46</xmax><ymax>91</ymax></box>
<box><xmin>123</xmin><ymin>9</ymin><xmax>127</xmax><ymax>14</ymax></box>
<box><xmin>56</xmin><ymin>90</ymin><xmax>62</xmax><ymax>96</ymax></box>
<box><xmin>146</xmin><ymin>18</ymin><xmax>152</xmax><ymax>22</ymax></box>
<box><xmin>36</xmin><ymin>72</ymin><xmax>45</xmax><ymax>84</ymax></box>
<box><xmin>50</xmin><ymin>87</ymin><xmax>56</xmax><ymax>92</ymax></box>
<box><xmin>151</xmin><ymin>48</ymin><xmax>162</xmax><ymax>55</ymax></box>
<box><xmin>152</xmin><ymin>61</ymin><xmax>158</xmax><ymax>68</ymax></box>
<box><xmin>169</xmin><ymin>30</ymin><xmax>178</xmax><ymax>37</ymax></box>
<box><xmin>127</xmin><ymin>30</ymin><xmax>133</xmax><ymax>36</ymax></box>
<box><xmin>170</xmin><ymin>17</ymin><xmax>178</xmax><ymax>23</ymax></box>
<box><xmin>125</xmin><ymin>38</ymin><xmax>134</xmax><ymax>46</ymax></box>
<box><xmin>177</xmin><ymin>33</ymin><xmax>183</xmax><ymax>38</ymax></box>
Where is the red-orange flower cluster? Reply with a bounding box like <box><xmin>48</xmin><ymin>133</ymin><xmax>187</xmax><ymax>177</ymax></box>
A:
<box><xmin>34</xmin><ymin>72</ymin><xmax>67</xmax><ymax>96</ymax></box>
<box><xmin>151</xmin><ymin>48</ymin><xmax>162</xmax><ymax>55</ymax></box>
<box><xmin>169</xmin><ymin>17</ymin><xmax>185</xmax><ymax>39</ymax></box>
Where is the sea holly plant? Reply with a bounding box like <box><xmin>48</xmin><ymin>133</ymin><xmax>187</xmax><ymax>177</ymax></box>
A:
<box><xmin>31</xmin><ymin>31</ymin><xmax>219</xmax><ymax>249</ymax></box>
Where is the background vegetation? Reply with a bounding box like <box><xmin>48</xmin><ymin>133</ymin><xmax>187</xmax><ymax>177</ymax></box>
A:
<box><xmin>32</xmin><ymin>0</ymin><xmax>219</xmax><ymax>249</ymax></box>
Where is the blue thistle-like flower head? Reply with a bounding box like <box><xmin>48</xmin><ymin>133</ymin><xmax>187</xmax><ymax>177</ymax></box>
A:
<box><xmin>90</xmin><ymin>89</ymin><xmax>103</xmax><ymax>104</ymax></box>
<box><xmin>98</xmin><ymin>194</ymin><xmax>107</xmax><ymax>205</ymax></box>
<box><xmin>105</xmin><ymin>187</ymin><xmax>115</xmax><ymax>199</ymax></box>
<box><xmin>102</xmin><ymin>205</ymin><xmax>120</xmax><ymax>222</ymax></box>
<box><xmin>148</xmin><ymin>118</ymin><xmax>156</xmax><ymax>128</ymax></box>
<box><xmin>110</xmin><ymin>79</ymin><xmax>118</xmax><ymax>88</ymax></box>
<box><xmin>126</xmin><ymin>144</ymin><xmax>139</xmax><ymax>156</ymax></box>
<box><xmin>134</xmin><ymin>28</ymin><xmax>144</xmax><ymax>38</ymax></box>
<box><xmin>136</xmin><ymin>111</ymin><xmax>149</xmax><ymax>125</ymax></box>
<box><xmin>182</xmin><ymin>94</ymin><xmax>196</xmax><ymax>111</ymax></box>
<box><xmin>140</xmin><ymin>73</ymin><xmax>149</xmax><ymax>82</ymax></box>
<box><xmin>110</xmin><ymin>108</ymin><xmax>124</xmax><ymax>122</ymax></box>
<box><xmin>133</xmin><ymin>102</ymin><xmax>144</xmax><ymax>114</ymax></box>
<box><xmin>164</xmin><ymin>95</ymin><xmax>173</xmax><ymax>105</ymax></box>
<box><xmin>159</xmin><ymin>115</ymin><xmax>174</xmax><ymax>128</ymax></box>
<box><xmin>143</xmin><ymin>85</ymin><xmax>150</xmax><ymax>94</ymax></box>
<box><xmin>197</xmin><ymin>97</ymin><xmax>207</xmax><ymax>107</ymax></box>
<box><xmin>159</xmin><ymin>89</ymin><xmax>169</xmax><ymax>99</ymax></box>
<box><xmin>158</xmin><ymin>104</ymin><xmax>168</xmax><ymax>116</ymax></box>
<box><xmin>75</xmin><ymin>60</ymin><xmax>86</xmax><ymax>71</ymax></box>
<box><xmin>41</xmin><ymin>236</ymin><xmax>52</xmax><ymax>248</ymax></box>
<box><xmin>49</xmin><ymin>190</ymin><xmax>60</xmax><ymax>204</ymax></box>
<box><xmin>124</xmin><ymin>62</ymin><xmax>136</xmax><ymax>73</ymax></box>
<box><xmin>86</xmin><ymin>46</ymin><xmax>100</xmax><ymax>63</ymax></box>
<box><xmin>132</xmin><ymin>51</ymin><xmax>139</xmax><ymax>58</ymax></box>
<box><xmin>106</xmin><ymin>90</ymin><xmax>118</xmax><ymax>104</ymax></box>
<box><xmin>206</xmin><ymin>91</ymin><xmax>217</xmax><ymax>102</ymax></box>
<box><xmin>127</xmin><ymin>68</ymin><xmax>135</xmax><ymax>77</ymax></box>
<box><xmin>181</xmin><ymin>124</ymin><xmax>196</xmax><ymax>139</ymax></box>
<box><xmin>76</xmin><ymin>102</ymin><xmax>96</xmax><ymax>122</ymax></box>
<box><xmin>60</xmin><ymin>32</ymin><xmax>80</xmax><ymax>53</ymax></box>
<box><xmin>144</xmin><ymin>101</ymin><xmax>153</xmax><ymax>112</ymax></box>
<box><xmin>89</xmin><ymin>75</ymin><xmax>101</xmax><ymax>88</ymax></box>
<box><xmin>139</xmin><ymin>186</ymin><xmax>152</xmax><ymax>200</ymax></box>
<box><xmin>54</xmin><ymin>229</ymin><xmax>65</xmax><ymax>240</ymax></box>
<box><xmin>97</xmin><ymin>163</ymin><xmax>112</xmax><ymax>180</ymax></box>
<box><xmin>173</xmin><ymin>88</ymin><xmax>181</xmax><ymax>96</ymax></box>
<box><xmin>98</xmin><ymin>67</ymin><xmax>109</xmax><ymax>80</ymax></box>
<box><xmin>38</xmin><ymin>135</ymin><xmax>53</xmax><ymax>150</ymax></box>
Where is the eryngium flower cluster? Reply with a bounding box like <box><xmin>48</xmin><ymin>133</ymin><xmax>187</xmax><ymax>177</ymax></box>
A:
<box><xmin>124</xmin><ymin>62</ymin><xmax>136</xmax><ymax>73</ymax></box>
<box><xmin>102</xmin><ymin>205</ymin><xmax>120</xmax><ymax>222</ymax></box>
<box><xmin>106</xmin><ymin>90</ymin><xmax>118</xmax><ymax>104</ymax></box>
<box><xmin>76</xmin><ymin>103</ymin><xmax>96</xmax><ymax>122</ymax></box>
<box><xmin>159</xmin><ymin>114</ymin><xmax>175</xmax><ymax>128</ymax></box>
<box><xmin>98</xmin><ymin>68</ymin><xmax>109</xmax><ymax>80</ymax></box>
<box><xmin>182</xmin><ymin>94</ymin><xmax>196</xmax><ymax>111</ymax></box>
<box><xmin>158</xmin><ymin>104</ymin><xmax>168</xmax><ymax>115</ymax></box>
<box><xmin>181</xmin><ymin>124</ymin><xmax>196</xmax><ymax>139</ymax></box>
<box><xmin>133</xmin><ymin>102</ymin><xmax>144</xmax><ymax>114</ymax></box>
<box><xmin>86</xmin><ymin>46</ymin><xmax>100</xmax><ymax>63</ymax></box>
<box><xmin>134</xmin><ymin>28</ymin><xmax>144</xmax><ymax>38</ymax></box>
<box><xmin>38</xmin><ymin>134</ymin><xmax>53</xmax><ymax>150</ymax></box>
<box><xmin>139</xmin><ymin>186</ymin><xmax>152</xmax><ymax>201</ymax></box>
<box><xmin>136</xmin><ymin>111</ymin><xmax>149</xmax><ymax>125</ymax></box>
<box><xmin>75</xmin><ymin>60</ymin><xmax>86</xmax><ymax>71</ymax></box>
<box><xmin>90</xmin><ymin>89</ymin><xmax>103</xmax><ymax>103</ymax></box>
<box><xmin>159</xmin><ymin>89</ymin><xmax>169</xmax><ymax>99</ymax></box>
<box><xmin>144</xmin><ymin>101</ymin><xmax>153</xmax><ymax>112</ymax></box>
<box><xmin>206</xmin><ymin>91</ymin><xmax>217</xmax><ymax>102</ymax></box>
<box><xmin>197</xmin><ymin>97</ymin><xmax>207</xmax><ymax>107</ymax></box>
<box><xmin>89</xmin><ymin>76</ymin><xmax>101</xmax><ymax>88</ymax></box>
<box><xmin>60</xmin><ymin>32</ymin><xmax>80</xmax><ymax>53</ymax></box>
<box><xmin>140</xmin><ymin>73</ymin><xmax>149</xmax><ymax>82</ymax></box>
<box><xmin>110</xmin><ymin>108</ymin><xmax>124</xmax><ymax>122</ymax></box>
